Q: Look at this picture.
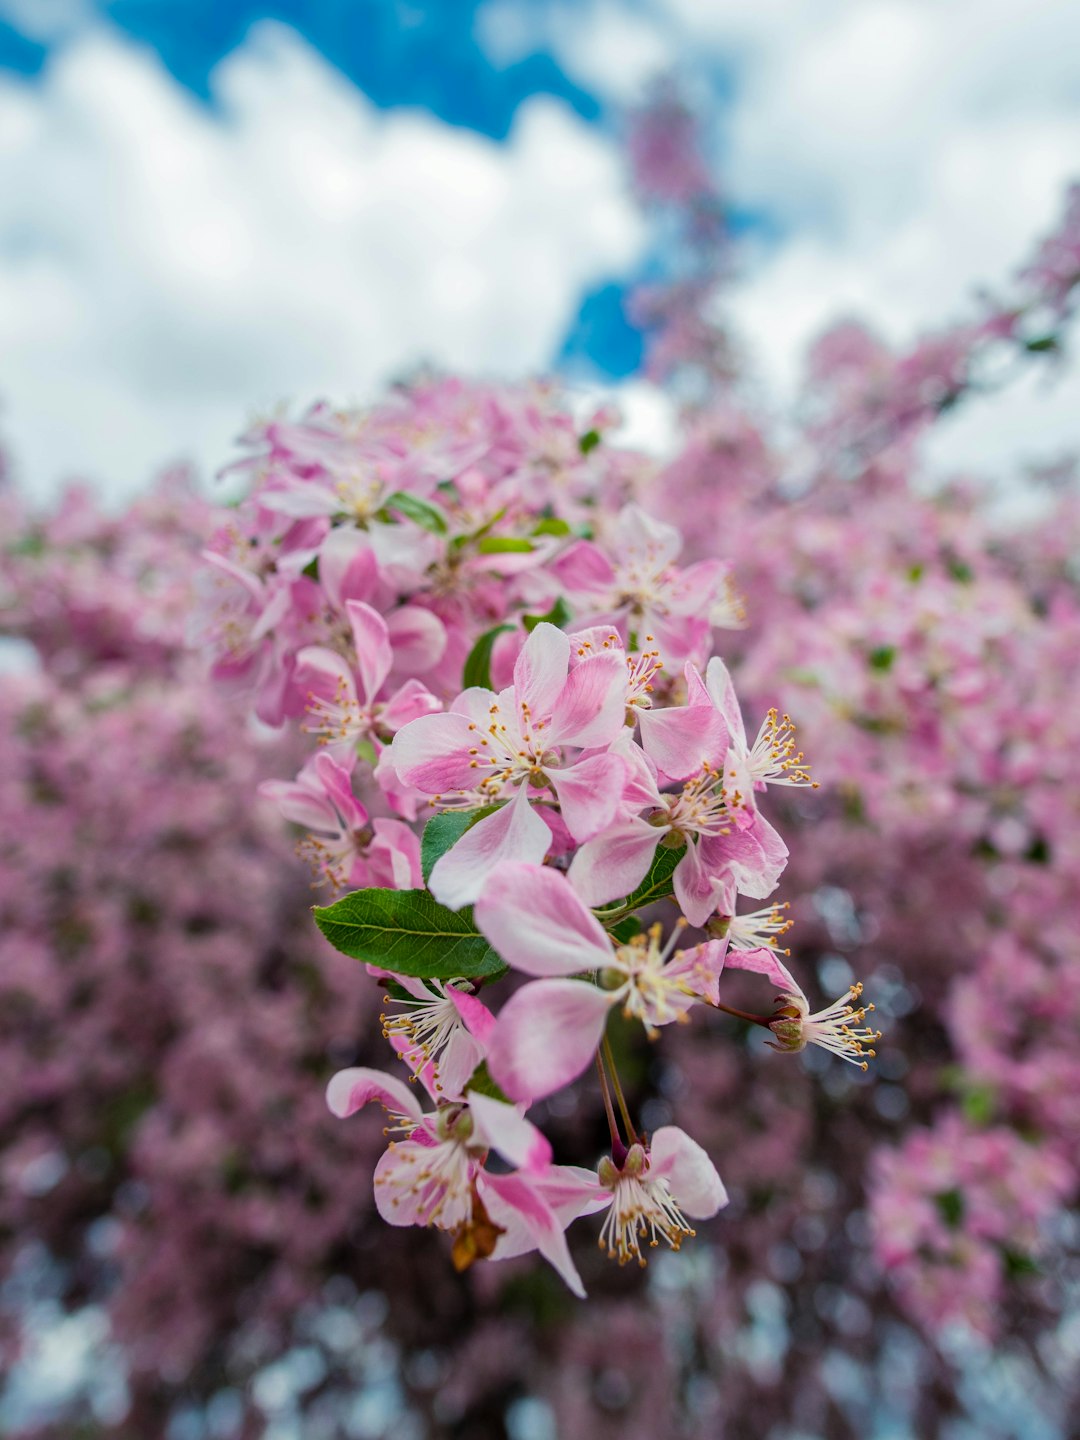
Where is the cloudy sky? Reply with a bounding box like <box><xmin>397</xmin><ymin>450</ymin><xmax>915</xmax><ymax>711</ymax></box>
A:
<box><xmin>1</xmin><ymin>0</ymin><xmax>1078</xmax><ymax>501</ymax></box>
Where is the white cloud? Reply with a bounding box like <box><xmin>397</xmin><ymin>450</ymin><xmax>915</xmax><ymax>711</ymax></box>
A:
<box><xmin>573</xmin><ymin>0</ymin><xmax>1080</xmax><ymax>482</ymax></box>
<box><xmin>0</xmin><ymin>22</ymin><xmax>646</xmax><ymax>500</ymax></box>
<box><xmin>478</xmin><ymin>0</ymin><xmax>674</xmax><ymax>103</ymax></box>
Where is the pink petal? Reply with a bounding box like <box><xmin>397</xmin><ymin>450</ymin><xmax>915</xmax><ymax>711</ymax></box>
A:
<box><xmin>548</xmin><ymin>652</ymin><xmax>627</xmax><ymax>749</ymax></box>
<box><xmin>615</xmin><ymin>503</ymin><xmax>682</xmax><ymax>568</ymax></box>
<box><xmin>390</xmin><ymin>711</ymin><xmax>478</xmax><ymax>793</ymax></box>
<box><xmin>467</xmin><ymin>1091</ymin><xmax>552</xmax><ymax>1172</ymax></box>
<box><xmin>637</xmin><ymin>704</ymin><xmax>728</xmax><ymax>782</ymax></box>
<box><xmin>314</xmin><ymin>751</ymin><xmax>368</xmax><ymax>829</ymax></box>
<box><xmin>259</xmin><ymin>778</ymin><xmax>337</xmax><ymax>832</ymax></box>
<box><xmin>294</xmin><ymin>645</ymin><xmax>358</xmax><ymax>709</ymax></box>
<box><xmin>373</xmin><ymin>1137</ymin><xmax>471</xmax><ymax>1229</ymax></box>
<box><xmin>428</xmin><ymin>786</ymin><xmax>551</xmax><ymax>910</ymax></box>
<box><xmin>664</xmin><ymin>938</ymin><xmax>727</xmax><ymax>1006</ymax></box>
<box><xmin>368</xmin><ymin>818</ymin><xmax>423</xmax><ymax>889</ymax></box>
<box><xmin>386</xmin><ymin>604</ymin><xmax>446</xmax><ymax>675</ymax></box>
<box><xmin>431</xmin><ymin>1027</ymin><xmax>485</xmax><ymax>1102</ymax></box>
<box><xmin>381</xmin><ymin>678</ymin><xmax>443</xmax><ymax>731</ymax></box>
<box><xmin>723</xmin><ymin>945</ymin><xmax>802</xmax><ymax>1000</ymax></box>
<box><xmin>319</xmin><ymin>525</ymin><xmax>378</xmax><ymax>610</ymax></box>
<box><xmin>326</xmin><ymin>1066</ymin><xmax>424</xmax><ymax>1123</ymax></box>
<box><xmin>482</xmin><ymin>1172</ymin><xmax>585</xmax><ymax>1298</ymax></box>
<box><xmin>473</xmin><ymin>862</ymin><xmax>611</xmax><ymax>976</ymax></box>
<box><xmin>667</xmin><ymin>558</ymin><xmax>726</xmax><ymax>615</ymax></box>
<box><xmin>487</xmin><ymin>979</ymin><xmax>613</xmax><ymax>1101</ymax></box>
<box><xmin>649</xmin><ymin>1126</ymin><xmax>728</xmax><ymax>1218</ymax></box>
<box><xmin>513</xmin><ymin>622</ymin><xmax>570</xmax><ymax>720</ymax></box>
<box><xmin>446</xmin><ymin>985</ymin><xmax>497</xmax><ymax>1045</ymax></box>
<box><xmin>703</xmin><ymin>812</ymin><xmax>789</xmax><ymax>900</ymax></box>
<box><xmin>704</xmin><ymin>655</ymin><xmax>746</xmax><ymax>749</ymax></box>
<box><xmin>552</xmin><ymin>540</ymin><xmax>617</xmax><ymax>599</ymax></box>
<box><xmin>674</xmin><ymin>842</ymin><xmax>728</xmax><ymax>928</ymax></box>
<box><xmin>547</xmin><ymin>753</ymin><xmax>626</xmax><ymax>842</ymax></box>
<box><xmin>346</xmin><ymin>600</ymin><xmax>392</xmax><ymax>706</ymax></box>
<box><xmin>568</xmin><ymin>820</ymin><xmax>662</xmax><ymax>907</ymax></box>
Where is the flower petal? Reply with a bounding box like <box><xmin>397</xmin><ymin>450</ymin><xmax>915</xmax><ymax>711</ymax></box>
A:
<box><xmin>487</xmin><ymin>979</ymin><xmax>613</xmax><ymax>1101</ymax></box>
<box><xmin>390</xmin><ymin>711</ymin><xmax>478</xmax><ymax>793</ymax></box>
<box><xmin>513</xmin><ymin>622</ymin><xmax>570</xmax><ymax>720</ymax></box>
<box><xmin>467</xmin><ymin>1091</ymin><xmax>552</xmax><ymax>1172</ymax></box>
<box><xmin>474</xmin><ymin>862</ymin><xmax>611</xmax><ymax>976</ymax></box>
<box><xmin>428</xmin><ymin>787</ymin><xmax>551</xmax><ymax>910</ymax></box>
<box><xmin>722</xmin><ymin>945</ymin><xmax>803</xmax><ymax>1000</ymax></box>
<box><xmin>568</xmin><ymin>820</ymin><xmax>662</xmax><ymax>908</ymax></box>
<box><xmin>482</xmin><ymin>1171</ymin><xmax>585</xmax><ymax>1298</ymax></box>
<box><xmin>649</xmin><ymin>1126</ymin><xmax>728</xmax><ymax>1218</ymax></box>
<box><xmin>637</xmin><ymin>704</ymin><xmax>727</xmax><ymax>782</ymax></box>
<box><xmin>346</xmin><ymin>600</ymin><xmax>392</xmax><ymax>706</ymax></box>
<box><xmin>546</xmin><ymin>753</ymin><xmax>626</xmax><ymax>842</ymax></box>
<box><xmin>326</xmin><ymin>1066</ymin><xmax>424</xmax><ymax>1124</ymax></box>
<box><xmin>548</xmin><ymin>652</ymin><xmax>627</xmax><ymax>749</ymax></box>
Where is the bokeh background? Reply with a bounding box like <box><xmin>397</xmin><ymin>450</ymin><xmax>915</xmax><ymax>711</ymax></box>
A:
<box><xmin>2</xmin><ymin>3</ymin><xmax>1080</xmax><ymax>1439</ymax></box>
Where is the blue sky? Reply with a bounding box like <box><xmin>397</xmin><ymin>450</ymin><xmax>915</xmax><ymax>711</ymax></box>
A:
<box><xmin>1</xmin><ymin>0</ymin><xmax>1079</xmax><ymax>499</ymax></box>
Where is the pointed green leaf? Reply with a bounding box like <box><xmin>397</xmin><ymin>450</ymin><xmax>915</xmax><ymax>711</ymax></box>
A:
<box><xmin>530</xmin><ymin>517</ymin><xmax>573</xmax><ymax>537</ymax></box>
<box><xmin>579</xmin><ymin>428</ymin><xmax>602</xmax><ymax>454</ymax></box>
<box><xmin>383</xmin><ymin>490</ymin><xmax>449</xmax><ymax>535</ymax></box>
<box><xmin>462</xmin><ymin>623</ymin><xmax>514</xmax><ymax>690</ymax></box>
<box><xmin>314</xmin><ymin>888</ymin><xmax>507</xmax><ymax>981</ymax></box>
<box><xmin>464</xmin><ymin>1059</ymin><xmax>510</xmax><ymax>1103</ymax></box>
<box><xmin>476</xmin><ymin>536</ymin><xmax>535</xmax><ymax>555</ymax></box>
<box><xmin>522</xmin><ymin>597</ymin><xmax>571</xmax><ymax>633</ymax></box>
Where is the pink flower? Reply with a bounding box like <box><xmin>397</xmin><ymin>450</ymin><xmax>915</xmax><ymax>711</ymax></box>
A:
<box><xmin>569</xmin><ymin>1128</ymin><xmax>728</xmax><ymax>1267</ymax></box>
<box><xmin>552</xmin><ymin>504</ymin><xmax>727</xmax><ymax>663</ymax></box>
<box><xmin>474</xmin><ymin>863</ymin><xmax>726</xmax><ymax>1099</ymax></box>
<box><xmin>379</xmin><ymin>977</ymin><xmax>495</xmax><ymax>1100</ymax></box>
<box><xmin>295</xmin><ymin>599</ymin><xmax>442</xmax><ymax>756</ymax></box>
<box><xmin>326</xmin><ymin>1067</ymin><xmax>586</xmax><ymax>1293</ymax></box>
<box><xmin>569</xmin><ymin>757</ymin><xmax>788</xmax><ymax>925</ymax></box>
<box><xmin>723</xmin><ymin>947</ymin><xmax>882</xmax><ymax>1070</ymax></box>
<box><xmin>390</xmin><ymin>623</ymin><xmax>629</xmax><ymax>907</ymax></box>
<box><xmin>691</xmin><ymin>657</ymin><xmax>817</xmax><ymax>816</ymax></box>
<box><xmin>260</xmin><ymin>751</ymin><xmax>421</xmax><ymax>891</ymax></box>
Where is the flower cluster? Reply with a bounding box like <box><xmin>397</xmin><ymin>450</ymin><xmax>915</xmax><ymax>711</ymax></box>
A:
<box><xmin>203</xmin><ymin>380</ymin><xmax>874</xmax><ymax>1290</ymax></box>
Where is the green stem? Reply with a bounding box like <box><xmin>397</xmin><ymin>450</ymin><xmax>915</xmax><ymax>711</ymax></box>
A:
<box><xmin>601</xmin><ymin>1034</ymin><xmax>639</xmax><ymax>1145</ymax></box>
<box><xmin>595</xmin><ymin>1051</ymin><xmax>621</xmax><ymax>1150</ymax></box>
<box><xmin>715</xmin><ymin>1001</ymin><xmax>774</xmax><ymax>1029</ymax></box>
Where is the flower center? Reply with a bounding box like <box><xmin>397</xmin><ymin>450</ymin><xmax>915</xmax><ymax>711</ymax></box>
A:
<box><xmin>598</xmin><ymin>1145</ymin><xmax>695</xmax><ymax>1266</ymax></box>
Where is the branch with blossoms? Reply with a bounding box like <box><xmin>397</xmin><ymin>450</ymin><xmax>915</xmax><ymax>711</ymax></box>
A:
<box><xmin>202</xmin><ymin>383</ymin><xmax>880</xmax><ymax>1292</ymax></box>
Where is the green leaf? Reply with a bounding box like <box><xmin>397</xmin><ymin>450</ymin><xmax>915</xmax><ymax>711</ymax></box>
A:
<box><xmin>947</xmin><ymin>557</ymin><xmax>974</xmax><ymax>583</ymax></box>
<box><xmin>609</xmin><ymin>917</ymin><xmax>643</xmax><ymax>945</ymax></box>
<box><xmin>530</xmin><ymin>517</ymin><xmax>573</xmax><ymax>538</ymax></box>
<box><xmin>382</xmin><ymin>490</ymin><xmax>449</xmax><ymax>535</ymax></box>
<box><xmin>579</xmin><ymin>428</ymin><xmax>602</xmax><ymax>454</ymax></box>
<box><xmin>1002</xmin><ymin>1247</ymin><xmax>1041</xmax><ymax>1278</ymax></box>
<box><xmin>522</xmin><ymin>597</ymin><xmax>571</xmax><ymax>633</ymax></box>
<box><xmin>868</xmin><ymin>645</ymin><xmax>896</xmax><ymax>672</ymax></box>
<box><xmin>934</xmin><ymin>1188</ymin><xmax>965</xmax><ymax>1228</ymax></box>
<box><xmin>314</xmin><ymin>888</ymin><xmax>507</xmax><ymax>981</ymax></box>
<box><xmin>464</xmin><ymin>1059</ymin><xmax>510</xmax><ymax>1103</ymax></box>
<box><xmin>462</xmin><ymin>624</ymin><xmax>514</xmax><ymax>690</ymax></box>
<box><xmin>1024</xmin><ymin>334</ymin><xmax>1059</xmax><ymax>354</ymax></box>
<box><xmin>421</xmin><ymin>806</ymin><xmax>504</xmax><ymax>884</ymax></box>
<box><xmin>354</xmin><ymin>738</ymin><xmax>378</xmax><ymax>766</ymax></box>
<box><xmin>301</xmin><ymin>556</ymin><xmax>320</xmax><ymax>580</ymax></box>
<box><xmin>1024</xmin><ymin>835</ymin><xmax>1051</xmax><ymax>865</ymax></box>
<box><xmin>593</xmin><ymin>842</ymin><xmax>686</xmax><ymax>926</ymax></box>
<box><xmin>476</xmin><ymin>536</ymin><xmax>535</xmax><ymax>555</ymax></box>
